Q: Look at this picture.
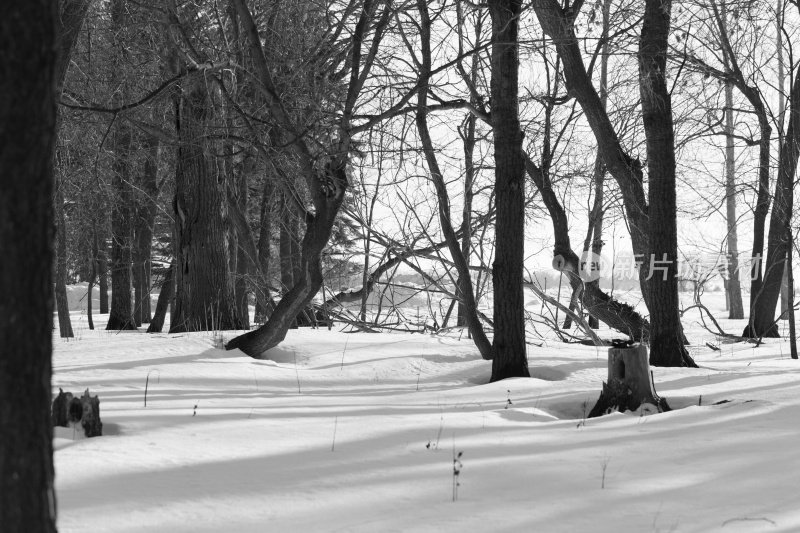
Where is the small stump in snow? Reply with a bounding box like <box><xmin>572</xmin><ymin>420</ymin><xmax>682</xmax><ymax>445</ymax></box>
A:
<box><xmin>52</xmin><ymin>388</ymin><xmax>103</xmax><ymax>437</ymax></box>
<box><xmin>589</xmin><ymin>342</ymin><xmax>669</xmax><ymax>417</ymax></box>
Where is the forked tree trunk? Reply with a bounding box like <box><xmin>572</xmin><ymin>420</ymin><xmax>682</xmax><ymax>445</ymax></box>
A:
<box><xmin>638</xmin><ymin>0</ymin><xmax>695</xmax><ymax>367</ymax></box>
<box><xmin>746</xmin><ymin>63</ymin><xmax>800</xmax><ymax>338</ymax></box>
<box><xmin>0</xmin><ymin>2</ymin><xmax>58</xmax><ymax>529</ymax></box>
<box><xmin>488</xmin><ymin>0</ymin><xmax>529</xmax><ymax>381</ymax></box>
<box><xmin>532</xmin><ymin>0</ymin><xmax>653</xmax><ymax>312</ymax></box>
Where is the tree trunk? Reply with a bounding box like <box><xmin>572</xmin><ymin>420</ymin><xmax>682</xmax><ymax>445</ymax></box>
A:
<box><xmin>777</xmin><ymin>0</ymin><xmax>789</xmax><ymax>320</ymax></box>
<box><xmin>132</xmin><ymin>134</ymin><xmax>159</xmax><ymax>326</ymax></box>
<box><xmin>226</xmin><ymin>162</ymin><xmax>348</xmax><ymax>356</ymax></box>
<box><xmin>745</xmin><ymin>64</ymin><xmax>800</xmax><ymax>338</ymax></box>
<box><xmin>225</xmin><ymin>0</ymin><xmax>359</xmax><ymax>357</ymax></box>
<box><xmin>279</xmin><ymin>190</ymin><xmax>295</xmax><ymax>293</ymax></box>
<box><xmin>54</xmin><ymin>175</ymin><xmax>74</xmax><ymax>337</ymax></box>
<box><xmin>638</xmin><ymin>0</ymin><xmax>696</xmax><ymax>367</ymax></box>
<box><xmin>0</xmin><ymin>1</ymin><xmax>58</xmax><ymax>529</ymax></box>
<box><xmin>234</xmin><ymin>155</ymin><xmax>251</xmax><ymax>330</ymax></box>
<box><xmin>532</xmin><ymin>0</ymin><xmax>652</xmax><ymax>310</ymax></box>
<box><xmin>724</xmin><ymin>78</ymin><xmax>744</xmax><ymax>319</ymax></box>
<box><xmin>98</xmin><ymin>238</ymin><xmax>109</xmax><ymax>313</ymax></box>
<box><xmin>107</xmin><ymin>141</ymin><xmax>136</xmax><ymax>330</ymax></box>
<box><xmin>87</xmin><ymin>245</ymin><xmax>96</xmax><ymax>330</ymax></box>
<box><xmin>170</xmin><ymin>70</ymin><xmax>242</xmax><ymax>333</ymax></box>
<box><xmin>589</xmin><ymin>344</ymin><xmax>670</xmax><ymax>417</ymax></box>
<box><xmin>147</xmin><ymin>263</ymin><xmax>174</xmax><ymax>333</ymax></box>
<box><xmin>788</xmin><ymin>224</ymin><xmax>797</xmax><ymax>359</ymax></box>
<box><xmin>417</xmin><ymin>0</ymin><xmax>492</xmax><ymax>360</ymax></box>
<box><xmin>254</xmin><ymin>178</ymin><xmax>274</xmax><ymax>323</ymax></box>
<box><xmin>488</xmin><ymin>0</ymin><xmax>529</xmax><ymax>381</ymax></box>
<box><xmin>106</xmin><ymin>0</ymin><xmax>136</xmax><ymax>331</ymax></box>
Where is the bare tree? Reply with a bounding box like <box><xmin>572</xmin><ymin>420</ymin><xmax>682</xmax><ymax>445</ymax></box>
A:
<box><xmin>487</xmin><ymin>0</ymin><xmax>530</xmax><ymax>380</ymax></box>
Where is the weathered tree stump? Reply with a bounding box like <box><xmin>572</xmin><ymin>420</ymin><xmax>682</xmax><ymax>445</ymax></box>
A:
<box><xmin>51</xmin><ymin>388</ymin><xmax>103</xmax><ymax>437</ymax></box>
<box><xmin>589</xmin><ymin>343</ymin><xmax>670</xmax><ymax>417</ymax></box>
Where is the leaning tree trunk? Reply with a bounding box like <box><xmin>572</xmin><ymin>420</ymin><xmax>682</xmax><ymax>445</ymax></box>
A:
<box><xmin>226</xmin><ymin>161</ymin><xmax>348</xmax><ymax>356</ymax></box>
<box><xmin>147</xmin><ymin>262</ymin><xmax>174</xmax><ymax>333</ymax></box>
<box><xmin>170</xmin><ymin>72</ymin><xmax>242</xmax><ymax>333</ymax></box>
<box><xmin>532</xmin><ymin>0</ymin><xmax>652</xmax><ymax>313</ymax></box>
<box><xmin>638</xmin><ymin>0</ymin><xmax>696</xmax><ymax>367</ymax></box>
<box><xmin>0</xmin><ymin>1</ymin><xmax>58</xmax><ymax>530</ymax></box>
<box><xmin>488</xmin><ymin>0</ymin><xmax>529</xmax><ymax>381</ymax></box>
<box><xmin>417</xmin><ymin>0</ymin><xmax>492</xmax><ymax>360</ymax></box>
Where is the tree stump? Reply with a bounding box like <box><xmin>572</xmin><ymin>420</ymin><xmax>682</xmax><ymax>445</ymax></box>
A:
<box><xmin>589</xmin><ymin>343</ymin><xmax>670</xmax><ymax>417</ymax></box>
<box><xmin>51</xmin><ymin>388</ymin><xmax>103</xmax><ymax>437</ymax></box>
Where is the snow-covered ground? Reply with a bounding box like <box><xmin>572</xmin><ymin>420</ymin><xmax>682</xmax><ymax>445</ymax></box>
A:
<box><xmin>53</xmin><ymin>289</ymin><xmax>800</xmax><ymax>532</ymax></box>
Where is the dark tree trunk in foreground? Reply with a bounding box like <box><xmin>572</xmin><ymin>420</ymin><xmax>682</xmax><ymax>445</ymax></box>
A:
<box><xmin>746</xmin><ymin>64</ymin><xmax>800</xmax><ymax>338</ymax></box>
<box><xmin>417</xmin><ymin>0</ymin><xmax>492</xmax><ymax>360</ymax></box>
<box><xmin>638</xmin><ymin>0</ymin><xmax>695</xmax><ymax>367</ymax></box>
<box><xmin>0</xmin><ymin>2</ymin><xmax>58</xmax><ymax>530</ymax></box>
<box><xmin>488</xmin><ymin>0</ymin><xmax>529</xmax><ymax>381</ymax></box>
<box><xmin>106</xmin><ymin>0</ymin><xmax>136</xmax><ymax>331</ymax></box>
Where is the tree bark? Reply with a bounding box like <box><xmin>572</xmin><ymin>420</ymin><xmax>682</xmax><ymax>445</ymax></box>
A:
<box><xmin>170</xmin><ymin>71</ymin><xmax>242</xmax><ymax>332</ymax></box>
<box><xmin>638</xmin><ymin>0</ymin><xmax>695</xmax><ymax>367</ymax></box>
<box><xmin>488</xmin><ymin>0</ymin><xmax>529</xmax><ymax>381</ymax></box>
<box><xmin>0</xmin><ymin>1</ymin><xmax>58</xmax><ymax>529</ymax></box>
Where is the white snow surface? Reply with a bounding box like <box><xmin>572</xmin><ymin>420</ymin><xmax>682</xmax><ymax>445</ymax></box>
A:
<box><xmin>53</xmin><ymin>296</ymin><xmax>800</xmax><ymax>532</ymax></box>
